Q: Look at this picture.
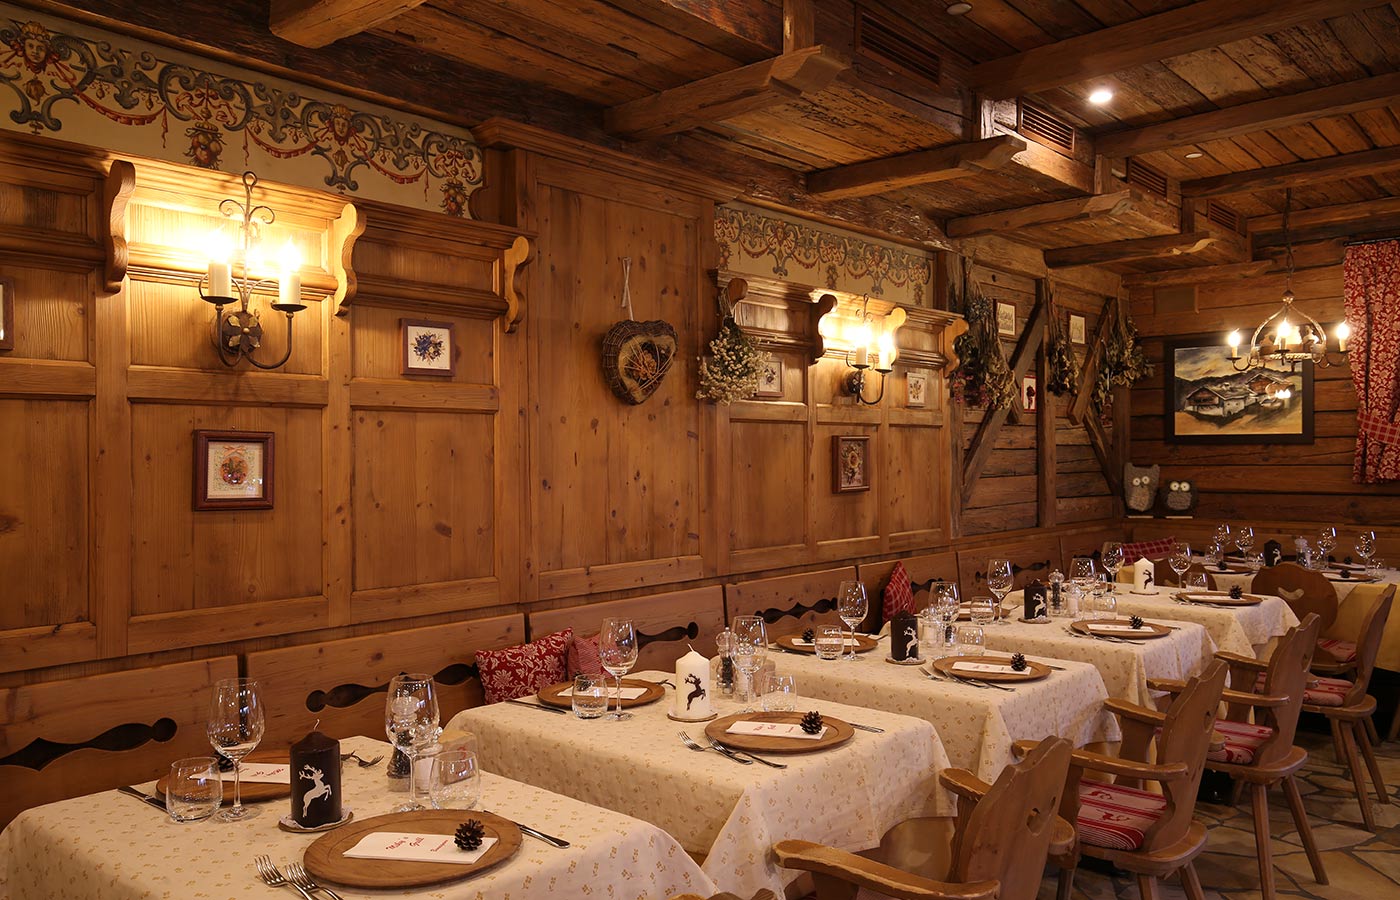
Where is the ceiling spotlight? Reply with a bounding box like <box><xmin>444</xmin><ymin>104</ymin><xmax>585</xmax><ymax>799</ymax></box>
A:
<box><xmin>947</xmin><ymin>2</ymin><xmax>973</xmax><ymax>14</ymax></box>
<box><xmin>1088</xmin><ymin>88</ymin><xmax>1114</xmax><ymax>105</ymax></box>
<box><xmin>1185</xmin><ymin>150</ymin><xmax>1204</xmax><ymax>159</ymax></box>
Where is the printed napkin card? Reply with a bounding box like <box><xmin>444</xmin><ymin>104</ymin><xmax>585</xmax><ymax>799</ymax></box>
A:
<box><xmin>557</xmin><ymin>685</ymin><xmax>648</xmax><ymax>699</ymax></box>
<box><xmin>727</xmin><ymin>720</ymin><xmax>827</xmax><ymax>740</ymax></box>
<box><xmin>951</xmin><ymin>662</ymin><xmax>1019</xmax><ymax>675</ymax></box>
<box><xmin>238</xmin><ymin>763</ymin><xmax>291</xmax><ymax>784</ymax></box>
<box><xmin>344</xmin><ymin>831</ymin><xmax>498</xmax><ymax>864</ymax></box>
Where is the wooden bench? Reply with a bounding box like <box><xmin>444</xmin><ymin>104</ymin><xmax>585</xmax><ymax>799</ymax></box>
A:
<box><xmin>0</xmin><ymin>655</ymin><xmax>238</xmax><ymax>828</ymax></box>
<box><xmin>724</xmin><ymin>567</ymin><xmax>856</xmax><ymax>637</ymax></box>
<box><xmin>529</xmin><ymin>586</ymin><xmax>726</xmax><ymax>673</ymax></box>
<box><xmin>857</xmin><ymin>551</ymin><xmax>959</xmax><ymax>629</ymax></box>
<box><xmin>246</xmin><ymin>615</ymin><xmax>524</xmax><ymax>747</ymax></box>
<box><xmin>955</xmin><ymin>537</ymin><xmax>1059</xmax><ymax>600</ymax></box>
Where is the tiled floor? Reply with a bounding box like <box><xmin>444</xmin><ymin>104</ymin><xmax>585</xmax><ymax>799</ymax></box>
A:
<box><xmin>1057</xmin><ymin>728</ymin><xmax>1400</xmax><ymax>900</ymax></box>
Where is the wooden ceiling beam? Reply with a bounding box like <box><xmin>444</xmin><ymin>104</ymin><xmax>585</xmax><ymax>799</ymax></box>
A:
<box><xmin>1122</xmin><ymin>260</ymin><xmax>1273</xmax><ymax>288</ymax></box>
<box><xmin>270</xmin><ymin>0</ymin><xmax>428</xmax><ymax>48</ymax></box>
<box><xmin>1180</xmin><ymin>146</ymin><xmax>1400</xmax><ymax>199</ymax></box>
<box><xmin>806</xmin><ymin>135</ymin><xmax>1026</xmax><ymax>201</ymax></box>
<box><xmin>1097</xmin><ymin>72</ymin><xmax>1400</xmax><ymax>158</ymax></box>
<box><xmin>783</xmin><ymin>0</ymin><xmax>814</xmax><ymax>52</ymax></box>
<box><xmin>1044</xmin><ymin>232</ymin><xmax>1218</xmax><ymax>269</ymax></box>
<box><xmin>1249</xmin><ymin>196</ymin><xmax>1400</xmax><ymax>245</ymax></box>
<box><xmin>946</xmin><ymin>190</ymin><xmax>1138</xmax><ymax>239</ymax></box>
<box><xmin>966</xmin><ymin>0</ymin><xmax>1378</xmax><ymax>100</ymax></box>
<box><xmin>604</xmin><ymin>46</ymin><xmax>847</xmax><ymax>141</ymax></box>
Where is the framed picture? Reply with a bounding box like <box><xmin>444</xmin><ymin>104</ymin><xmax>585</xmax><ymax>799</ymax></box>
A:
<box><xmin>832</xmin><ymin>435</ymin><xmax>871</xmax><ymax>493</ymax></box>
<box><xmin>996</xmin><ymin>302</ymin><xmax>1016</xmax><ymax>336</ymax></box>
<box><xmin>1022</xmin><ymin>374</ymin><xmax>1038</xmax><ymax>411</ymax></box>
<box><xmin>194</xmin><ymin>430</ymin><xmax>274</xmax><ymax>510</ymax></box>
<box><xmin>0</xmin><ymin>275</ymin><xmax>14</xmax><ymax>351</ymax></box>
<box><xmin>754</xmin><ymin>356</ymin><xmax>784</xmax><ymax>398</ymax></box>
<box><xmin>1164</xmin><ymin>333</ymin><xmax>1314</xmax><ymax>444</ymax></box>
<box><xmin>400</xmin><ymin>318</ymin><xmax>456</xmax><ymax>376</ymax></box>
<box><xmin>906</xmin><ymin>371</ymin><xmax>928</xmax><ymax>408</ymax></box>
<box><xmin>1069</xmin><ymin>314</ymin><xmax>1086</xmax><ymax>345</ymax></box>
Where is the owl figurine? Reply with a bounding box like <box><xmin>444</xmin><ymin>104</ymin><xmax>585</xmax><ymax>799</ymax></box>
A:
<box><xmin>1159</xmin><ymin>479</ymin><xmax>1198</xmax><ymax>516</ymax></box>
<box><xmin>1123</xmin><ymin>463</ymin><xmax>1159</xmax><ymax>515</ymax></box>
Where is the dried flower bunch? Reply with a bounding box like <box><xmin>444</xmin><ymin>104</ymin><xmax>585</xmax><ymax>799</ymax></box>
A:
<box><xmin>1093</xmin><ymin>307</ymin><xmax>1152</xmax><ymax>418</ymax></box>
<box><xmin>949</xmin><ymin>265</ymin><xmax>1015</xmax><ymax>409</ymax></box>
<box><xmin>697</xmin><ymin>316</ymin><xmax>768</xmax><ymax>404</ymax></box>
<box><xmin>1044</xmin><ymin>286</ymin><xmax>1080</xmax><ymax>396</ymax></box>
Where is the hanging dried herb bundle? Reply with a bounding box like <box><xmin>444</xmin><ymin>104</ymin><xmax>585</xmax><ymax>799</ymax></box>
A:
<box><xmin>1043</xmin><ymin>285</ymin><xmax>1080</xmax><ymax>396</ymax></box>
<box><xmin>949</xmin><ymin>266</ymin><xmax>1015</xmax><ymax>409</ymax></box>
<box><xmin>697</xmin><ymin>316</ymin><xmax>767</xmax><ymax>404</ymax></box>
<box><xmin>1092</xmin><ymin>306</ymin><xmax>1152</xmax><ymax>419</ymax></box>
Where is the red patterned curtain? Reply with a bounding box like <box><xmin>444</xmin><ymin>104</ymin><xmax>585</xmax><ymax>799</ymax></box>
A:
<box><xmin>1343</xmin><ymin>241</ymin><xmax>1400</xmax><ymax>483</ymax></box>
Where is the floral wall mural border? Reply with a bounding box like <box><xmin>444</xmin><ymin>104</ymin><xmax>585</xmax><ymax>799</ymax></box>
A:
<box><xmin>0</xmin><ymin>5</ymin><xmax>483</xmax><ymax>216</ymax></box>
<box><xmin>715</xmin><ymin>203</ymin><xmax>935</xmax><ymax>306</ymax></box>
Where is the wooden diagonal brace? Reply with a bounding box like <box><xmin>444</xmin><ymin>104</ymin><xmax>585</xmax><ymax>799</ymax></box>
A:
<box><xmin>961</xmin><ymin>297</ymin><xmax>1046</xmax><ymax>505</ymax></box>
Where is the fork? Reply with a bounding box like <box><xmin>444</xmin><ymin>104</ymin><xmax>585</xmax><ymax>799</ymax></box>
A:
<box><xmin>708</xmin><ymin>737</ymin><xmax>787</xmax><ymax>768</ymax></box>
<box><xmin>339</xmin><ymin>751</ymin><xmax>384</xmax><ymax>768</ymax></box>
<box><xmin>286</xmin><ymin>861</ymin><xmax>344</xmax><ymax>900</ymax></box>
<box><xmin>678</xmin><ymin>731</ymin><xmax>752</xmax><ymax>764</ymax></box>
<box><xmin>254</xmin><ymin>855</ymin><xmax>313</xmax><ymax>899</ymax></box>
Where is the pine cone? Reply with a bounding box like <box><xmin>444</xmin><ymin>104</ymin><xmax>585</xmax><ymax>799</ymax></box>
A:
<box><xmin>1129</xmin><ymin>615</ymin><xmax>1144</xmax><ymax>629</ymax></box>
<box><xmin>1010</xmin><ymin>652</ymin><xmax>1027</xmax><ymax>672</ymax></box>
<box><xmin>1229</xmin><ymin>585</ymin><xmax>1244</xmax><ymax>599</ymax></box>
<box><xmin>455</xmin><ymin>819</ymin><xmax>485</xmax><ymax>851</ymax></box>
<box><xmin>800</xmin><ymin>710</ymin><xmax>824</xmax><ymax>735</ymax></box>
<box><xmin>1216</xmin><ymin>561</ymin><xmax>1229</xmax><ymax>571</ymax></box>
<box><xmin>802</xmin><ymin>627</ymin><xmax>815</xmax><ymax>643</ymax></box>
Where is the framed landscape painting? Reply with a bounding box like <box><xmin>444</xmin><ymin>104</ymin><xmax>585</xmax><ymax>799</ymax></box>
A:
<box><xmin>1164</xmin><ymin>334</ymin><xmax>1313</xmax><ymax>444</ymax></box>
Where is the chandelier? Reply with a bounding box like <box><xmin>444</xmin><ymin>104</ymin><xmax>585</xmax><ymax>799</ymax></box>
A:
<box><xmin>1227</xmin><ymin>188</ymin><xmax>1349</xmax><ymax>373</ymax></box>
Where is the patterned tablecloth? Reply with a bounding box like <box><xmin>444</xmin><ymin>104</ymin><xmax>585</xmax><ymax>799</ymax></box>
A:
<box><xmin>448</xmin><ymin>671</ymin><xmax>954</xmax><ymax>899</ymax></box>
<box><xmin>766</xmin><ymin>634</ymin><xmax>1120</xmax><ymax>783</ymax></box>
<box><xmin>0</xmin><ymin>736</ymin><xmax>715</xmax><ymax>900</ymax></box>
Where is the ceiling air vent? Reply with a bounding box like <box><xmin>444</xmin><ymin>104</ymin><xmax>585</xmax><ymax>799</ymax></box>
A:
<box><xmin>855</xmin><ymin>5</ymin><xmax>942</xmax><ymax>87</ymax></box>
<box><xmin>1125</xmin><ymin>158</ymin><xmax>1169</xmax><ymax>197</ymax></box>
<box><xmin>1017</xmin><ymin>100</ymin><xmax>1075</xmax><ymax>154</ymax></box>
<box><xmin>1204</xmin><ymin>200</ymin><xmax>1242</xmax><ymax>233</ymax></box>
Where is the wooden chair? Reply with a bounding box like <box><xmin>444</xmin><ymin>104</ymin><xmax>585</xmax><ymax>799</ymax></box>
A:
<box><xmin>772</xmin><ymin>736</ymin><xmax>1073</xmax><ymax>900</ymax></box>
<box><xmin>1251</xmin><ymin>562</ymin><xmax>1338</xmax><ymax>633</ymax></box>
<box><xmin>1027</xmin><ymin>660</ymin><xmax>1228</xmax><ymax>900</ymax></box>
<box><xmin>246</xmin><ymin>615</ymin><xmax>523</xmax><ymax>747</ymax></box>
<box><xmin>724</xmin><ymin>566</ymin><xmax>857</xmax><ymax>635</ymax></box>
<box><xmin>1300</xmin><ymin>586</ymin><xmax>1394</xmax><ymax>831</ymax></box>
<box><xmin>0</xmin><ymin>656</ymin><xmax>238</xmax><ymax>828</ymax></box>
<box><xmin>668</xmin><ymin>892</ymin><xmax>777</xmax><ymax>900</ymax></box>
<box><xmin>1151</xmin><ymin>614</ymin><xmax>1327</xmax><ymax>900</ymax></box>
<box><xmin>530</xmin><ymin>586</ymin><xmax>726</xmax><ymax>672</ymax></box>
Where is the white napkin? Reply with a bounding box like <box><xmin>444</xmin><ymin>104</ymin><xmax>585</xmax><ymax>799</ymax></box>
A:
<box><xmin>1088</xmin><ymin>623</ymin><xmax>1150</xmax><ymax>633</ymax></box>
<box><xmin>343</xmin><ymin>831</ymin><xmax>498</xmax><ymax>864</ymax></box>
<box><xmin>557</xmin><ymin>685</ymin><xmax>648</xmax><ymax>699</ymax></box>
<box><xmin>726</xmin><ymin>720</ymin><xmax>827</xmax><ymax>740</ymax></box>
<box><xmin>790</xmin><ymin>637</ymin><xmax>862</xmax><ymax>647</ymax></box>
<box><xmin>951</xmin><ymin>662</ymin><xmax>1019</xmax><ymax>675</ymax></box>
<box><xmin>237</xmin><ymin>763</ymin><xmax>291</xmax><ymax>784</ymax></box>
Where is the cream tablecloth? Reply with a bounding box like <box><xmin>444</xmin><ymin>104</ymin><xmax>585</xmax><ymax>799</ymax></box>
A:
<box><xmin>766</xmin><ymin>634</ymin><xmax>1119</xmax><ymax>783</ymax></box>
<box><xmin>0</xmin><ymin>736</ymin><xmax>714</xmax><ymax>900</ymax></box>
<box><xmin>448</xmin><ymin>671</ymin><xmax>953</xmax><ymax>899</ymax></box>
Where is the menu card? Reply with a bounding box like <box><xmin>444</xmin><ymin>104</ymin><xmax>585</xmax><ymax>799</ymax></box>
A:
<box><xmin>951</xmin><ymin>662</ymin><xmax>1019</xmax><ymax>675</ymax></box>
<box><xmin>727</xmin><ymin>720</ymin><xmax>827</xmax><ymax>740</ymax></box>
<box><xmin>238</xmin><ymin>763</ymin><xmax>291</xmax><ymax>784</ymax></box>
<box><xmin>1088</xmin><ymin>623</ymin><xmax>1149</xmax><ymax>633</ymax></box>
<box><xmin>790</xmin><ymin>637</ymin><xmax>862</xmax><ymax>647</ymax></box>
<box><xmin>557</xmin><ymin>685</ymin><xmax>649</xmax><ymax>699</ymax></box>
<box><xmin>344</xmin><ymin>831</ymin><xmax>498</xmax><ymax>865</ymax></box>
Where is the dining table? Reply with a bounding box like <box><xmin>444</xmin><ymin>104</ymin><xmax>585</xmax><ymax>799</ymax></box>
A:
<box><xmin>767</xmin><ymin>633</ymin><xmax>1120</xmax><ymax>783</ymax></box>
<box><xmin>446</xmin><ymin>670</ymin><xmax>954</xmax><ymax>899</ymax></box>
<box><xmin>0</xmin><ymin>735</ymin><xmax>717</xmax><ymax>900</ymax></box>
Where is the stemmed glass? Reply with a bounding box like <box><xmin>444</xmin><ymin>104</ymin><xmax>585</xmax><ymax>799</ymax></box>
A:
<box><xmin>1213</xmin><ymin>523</ymin><xmax>1232</xmax><ymax>553</ymax></box>
<box><xmin>1236</xmin><ymin>527</ymin><xmax>1255</xmax><ymax>558</ymax></box>
<box><xmin>730</xmin><ymin>616</ymin><xmax>768</xmax><ymax>711</ymax></box>
<box><xmin>1101</xmin><ymin>543</ymin><xmax>1124</xmax><ymax>592</ymax></box>
<box><xmin>1070</xmin><ymin>557</ymin><xmax>1096</xmax><ymax>593</ymax></box>
<box><xmin>1318</xmin><ymin>526</ymin><xmax>1338</xmax><ymax>566</ymax></box>
<box><xmin>598</xmin><ymin>618</ymin><xmax>639</xmax><ymax>721</ymax></box>
<box><xmin>385</xmin><ymin>673</ymin><xmax>440</xmax><ymax>812</ymax></box>
<box><xmin>1357</xmin><ymin>531</ymin><xmax>1376</xmax><ymax>569</ymax></box>
<box><xmin>207</xmin><ymin>678</ymin><xmax>265</xmax><ymax>822</ymax></box>
<box><xmin>986</xmin><ymin>559</ymin><xmax>1013</xmax><ymax>625</ymax></box>
<box><xmin>836</xmin><ymin>581</ymin><xmax>868</xmax><ymax>660</ymax></box>
<box><xmin>1169</xmin><ymin>541</ymin><xmax>1191</xmax><ymax>587</ymax></box>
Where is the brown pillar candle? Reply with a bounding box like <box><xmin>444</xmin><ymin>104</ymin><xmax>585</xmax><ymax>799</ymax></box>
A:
<box><xmin>290</xmin><ymin>729</ymin><xmax>342</xmax><ymax>827</ymax></box>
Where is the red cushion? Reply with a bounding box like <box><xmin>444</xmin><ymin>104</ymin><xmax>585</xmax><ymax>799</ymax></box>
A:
<box><xmin>478</xmin><ymin>629</ymin><xmax>572</xmax><ymax>704</ymax></box>
<box><xmin>1317</xmin><ymin>638</ymin><xmax>1358</xmax><ymax>663</ymax></box>
<box><xmin>567</xmin><ymin>633</ymin><xmax>603</xmax><ymax>678</ymax></box>
<box><xmin>1252</xmin><ymin>671</ymin><xmax>1352</xmax><ymax>708</ymax></box>
<box><xmin>1121</xmin><ymin>537</ymin><xmax>1176</xmax><ymax>564</ymax></box>
<box><xmin>1207</xmin><ymin>719</ymin><xmax>1275</xmax><ymax>765</ymax></box>
<box><xmin>883</xmin><ymin>561</ymin><xmax>916</xmax><ymax>622</ymax></box>
<box><xmin>1076</xmin><ymin>781</ymin><xmax>1167</xmax><ymax>851</ymax></box>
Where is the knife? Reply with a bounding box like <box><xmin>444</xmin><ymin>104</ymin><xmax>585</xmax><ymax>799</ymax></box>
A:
<box><xmin>117</xmin><ymin>785</ymin><xmax>167</xmax><ymax>812</ymax></box>
<box><xmin>506</xmin><ymin>698</ymin><xmax>567</xmax><ymax>715</ymax></box>
<box><xmin>484</xmin><ymin>810</ymin><xmax>570</xmax><ymax>848</ymax></box>
<box><xmin>848</xmin><ymin>722</ymin><xmax>885</xmax><ymax>733</ymax></box>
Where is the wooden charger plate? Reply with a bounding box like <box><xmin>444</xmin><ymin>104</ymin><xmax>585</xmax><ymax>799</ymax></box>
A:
<box><xmin>1071</xmin><ymin>619</ymin><xmax>1173</xmax><ymax>640</ymax></box>
<box><xmin>156</xmin><ymin>749</ymin><xmax>289</xmax><ymax>803</ymax></box>
<box><xmin>774</xmin><ymin>633</ymin><xmax>879</xmax><ymax>654</ymax></box>
<box><xmin>705</xmin><ymin>711</ymin><xmax>854</xmax><ymax>754</ymax></box>
<box><xmin>1179</xmin><ymin>591</ymin><xmax>1264</xmax><ymax>606</ymax></box>
<box><xmin>537</xmin><ymin>677</ymin><xmax>664</xmax><ymax>709</ymax></box>
<box><xmin>932</xmin><ymin>655</ymin><xmax>1051</xmax><ymax>683</ymax></box>
<box><xmin>304</xmin><ymin>810</ymin><xmax>522</xmax><ymax>889</ymax></box>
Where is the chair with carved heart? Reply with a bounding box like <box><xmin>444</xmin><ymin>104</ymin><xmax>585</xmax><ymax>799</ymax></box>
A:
<box><xmin>1024</xmin><ymin>659</ymin><xmax>1228</xmax><ymax>900</ymax></box>
<box><xmin>1250</xmin><ymin>563</ymin><xmax>1338</xmax><ymax>634</ymax></box>
<box><xmin>772</xmin><ymin>736</ymin><xmax>1073</xmax><ymax>900</ymax></box>
<box><xmin>1150</xmin><ymin>614</ymin><xmax>1327</xmax><ymax>900</ymax></box>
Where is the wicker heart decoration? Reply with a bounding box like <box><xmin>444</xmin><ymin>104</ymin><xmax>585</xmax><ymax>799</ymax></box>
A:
<box><xmin>602</xmin><ymin>319</ymin><xmax>677</xmax><ymax>404</ymax></box>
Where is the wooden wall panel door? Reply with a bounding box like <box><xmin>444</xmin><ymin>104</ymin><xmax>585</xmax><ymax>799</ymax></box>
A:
<box><xmin>886</xmin><ymin>413</ymin><xmax>948</xmax><ymax>551</ymax></box>
<box><xmin>728</xmin><ymin>412</ymin><xmax>809</xmax><ymax>572</ymax></box>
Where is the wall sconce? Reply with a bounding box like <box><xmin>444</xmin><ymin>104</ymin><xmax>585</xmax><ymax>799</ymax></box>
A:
<box><xmin>200</xmin><ymin>171</ymin><xmax>306</xmax><ymax>369</ymax></box>
<box><xmin>842</xmin><ymin>302</ymin><xmax>906</xmax><ymax>405</ymax></box>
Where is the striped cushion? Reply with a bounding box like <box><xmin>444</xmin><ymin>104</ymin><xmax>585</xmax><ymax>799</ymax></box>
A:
<box><xmin>1122</xmin><ymin>537</ymin><xmax>1176</xmax><ymax>564</ymax></box>
<box><xmin>1317</xmin><ymin>638</ymin><xmax>1358</xmax><ymax>663</ymax></box>
<box><xmin>1252</xmin><ymin>672</ymin><xmax>1352</xmax><ymax>707</ymax></box>
<box><xmin>1207</xmin><ymin>719</ymin><xmax>1275</xmax><ymax>765</ymax></box>
<box><xmin>1076</xmin><ymin>781</ymin><xmax>1167</xmax><ymax>850</ymax></box>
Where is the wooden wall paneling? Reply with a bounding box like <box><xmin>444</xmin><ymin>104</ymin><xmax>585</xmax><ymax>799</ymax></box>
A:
<box><xmin>324</xmin><ymin>281</ymin><xmax>353</xmax><ymax>627</ymax></box>
<box><xmin>858</xmin><ymin>550</ymin><xmax>960</xmax><ymax>608</ymax></box>
<box><xmin>955</xmin><ymin>537</ymin><xmax>1059</xmax><ymax>600</ymax></box>
<box><xmin>528</xmin><ymin>586</ymin><xmax>727</xmax><ymax>671</ymax></box>
<box><xmin>724</xmin><ymin>566</ymin><xmax>857</xmax><ymax>633</ymax></box>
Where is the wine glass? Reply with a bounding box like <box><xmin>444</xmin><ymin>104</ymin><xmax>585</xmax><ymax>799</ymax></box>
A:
<box><xmin>1101</xmin><ymin>543</ymin><xmax>1125</xmax><ymax>592</ymax></box>
<box><xmin>1357</xmin><ymin>531</ymin><xmax>1376</xmax><ymax>568</ymax></box>
<box><xmin>1070</xmin><ymin>557</ymin><xmax>1096</xmax><ymax>593</ymax></box>
<box><xmin>428</xmin><ymin>749</ymin><xmax>481</xmax><ymax>810</ymax></box>
<box><xmin>730</xmin><ymin>616</ymin><xmax>768</xmax><ymax>711</ymax></box>
<box><xmin>836</xmin><ymin>581</ymin><xmax>868</xmax><ymax>661</ymax></box>
<box><xmin>1318</xmin><ymin>526</ymin><xmax>1337</xmax><ymax>566</ymax></box>
<box><xmin>598</xmin><ymin>618</ymin><xmax>639</xmax><ymax>721</ymax></box>
<box><xmin>986</xmin><ymin>559</ymin><xmax>1013</xmax><ymax>625</ymax></box>
<box><xmin>1213</xmin><ymin>523</ymin><xmax>1232</xmax><ymax>553</ymax></box>
<box><xmin>385</xmin><ymin>673</ymin><xmax>439</xmax><ymax>812</ymax></box>
<box><xmin>1184</xmin><ymin>571</ymin><xmax>1209</xmax><ymax>592</ymax></box>
<box><xmin>207</xmin><ymin>678</ymin><xmax>264</xmax><ymax>822</ymax></box>
<box><xmin>1236</xmin><ymin>527</ymin><xmax>1255</xmax><ymax>558</ymax></box>
<box><xmin>1169</xmin><ymin>541</ymin><xmax>1191</xmax><ymax>587</ymax></box>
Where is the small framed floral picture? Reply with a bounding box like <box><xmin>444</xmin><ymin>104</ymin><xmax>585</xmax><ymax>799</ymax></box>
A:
<box><xmin>1069</xmin><ymin>313</ymin><xmax>1087</xmax><ymax>345</ymax></box>
<box><xmin>832</xmin><ymin>435</ymin><xmax>871</xmax><ymax>494</ymax></box>
<box><xmin>401</xmin><ymin>318</ymin><xmax>456</xmax><ymax>376</ymax></box>
<box><xmin>194</xmin><ymin>430</ymin><xmax>273</xmax><ymax>510</ymax></box>
<box><xmin>754</xmin><ymin>356</ymin><xmax>784</xmax><ymax>398</ymax></box>
<box><xmin>0</xmin><ymin>275</ymin><xmax>14</xmax><ymax>351</ymax></box>
<box><xmin>906</xmin><ymin>371</ymin><xmax>928</xmax><ymax>408</ymax></box>
<box><xmin>1022</xmin><ymin>374</ymin><xmax>1038</xmax><ymax>411</ymax></box>
<box><xmin>996</xmin><ymin>302</ymin><xmax>1016</xmax><ymax>336</ymax></box>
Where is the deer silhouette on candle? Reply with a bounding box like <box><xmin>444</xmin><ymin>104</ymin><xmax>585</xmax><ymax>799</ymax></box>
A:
<box><xmin>685</xmin><ymin>673</ymin><xmax>707</xmax><ymax>711</ymax></box>
<box><xmin>299</xmin><ymin>765</ymin><xmax>332</xmax><ymax>817</ymax></box>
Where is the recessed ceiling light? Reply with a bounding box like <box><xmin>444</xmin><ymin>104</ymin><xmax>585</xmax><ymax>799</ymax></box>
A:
<box><xmin>1088</xmin><ymin>88</ymin><xmax>1114</xmax><ymax>105</ymax></box>
<box><xmin>1185</xmin><ymin>151</ymin><xmax>1204</xmax><ymax>159</ymax></box>
<box><xmin>947</xmin><ymin>2</ymin><xmax>973</xmax><ymax>14</ymax></box>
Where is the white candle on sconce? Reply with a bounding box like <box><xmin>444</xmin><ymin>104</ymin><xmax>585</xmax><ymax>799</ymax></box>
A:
<box><xmin>672</xmin><ymin>646</ymin><xmax>712</xmax><ymax>721</ymax></box>
<box><xmin>1227</xmin><ymin>330</ymin><xmax>1241</xmax><ymax>360</ymax></box>
<box><xmin>851</xmin><ymin>317</ymin><xmax>872</xmax><ymax>368</ymax></box>
<box><xmin>277</xmin><ymin>243</ymin><xmax>302</xmax><ymax>307</ymax></box>
<box><xmin>1336</xmin><ymin>321</ymin><xmax>1350</xmax><ymax>353</ymax></box>
<box><xmin>207</xmin><ymin>231</ymin><xmax>233</xmax><ymax>298</ymax></box>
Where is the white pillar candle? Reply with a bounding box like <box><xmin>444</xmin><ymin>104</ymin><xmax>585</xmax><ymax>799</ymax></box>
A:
<box><xmin>208</xmin><ymin>259</ymin><xmax>233</xmax><ymax>298</ymax></box>
<box><xmin>1133</xmin><ymin>557</ymin><xmax>1155</xmax><ymax>592</ymax></box>
<box><xmin>674</xmin><ymin>648</ymin><xmax>712</xmax><ymax>720</ymax></box>
<box><xmin>278</xmin><ymin>271</ymin><xmax>302</xmax><ymax>307</ymax></box>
